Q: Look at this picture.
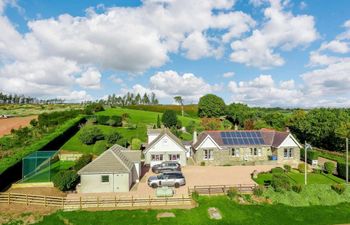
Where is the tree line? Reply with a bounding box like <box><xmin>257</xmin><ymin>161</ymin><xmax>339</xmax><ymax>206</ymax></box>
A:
<box><xmin>0</xmin><ymin>92</ymin><xmax>65</xmax><ymax>104</ymax></box>
<box><xmin>100</xmin><ymin>92</ymin><xmax>159</xmax><ymax>106</ymax></box>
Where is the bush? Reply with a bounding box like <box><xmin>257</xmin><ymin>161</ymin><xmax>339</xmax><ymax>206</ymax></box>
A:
<box><xmin>292</xmin><ymin>184</ymin><xmax>303</xmax><ymax>193</ymax></box>
<box><xmin>324</xmin><ymin>162</ymin><xmax>336</xmax><ymax>174</ymax></box>
<box><xmin>271</xmin><ymin>167</ymin><xmax>284</xmax><ymax>174</ymax></box>
<box><xmin>331</xmin><ymin>184</ymin><xmax>346</xmax><ymax>195</ymax></box>
<box><xmin>131</xmin><ymin>138</ymin><xmax>142</xmax><ymax>150</ymax></box>
<box><xmin>298</xmin><ymin>163</ymin><xmax>308</xmax><ymax>173</ymax></box>
<box><xmin>106</xmin><ymin>131</ymin><xmax>122</xmax><ymax>145</ymax></box>
<box><xmin>227</xmin><ymin>187</ymin><xmax>238</xmax><ymax>200</ymax></box>
<box><xmin>300</xmin><ymin>149</ymin><xmax>319</xmax><ymax>163</ymax></box>
<box><xmin>96</xmin><ymin>115</ymin><xmax>109</xmax><ymax>125</ymax></box>
<box><xmin>200</xmin><ymin>161</ymin><xmax>205</xmax><ymax>166</ymax></box>
<box><xmin>117</xmin><ymin>138</ymin><xmax>129</xmax><ymax>148</ymax></box>
<box><xmin>253</xmin><ymin>185</ymin><xmax>264</xmax><ymax>196</ymax></box>
<box><xmin>191</xmin><ymin>191</ymin><xmax>199</xmax><ymax>201</ymax></box>
<box><xmin>283</xmin><ymin>164</ymin><xmax>291</xmax><ymax>172</ymax></box>
<box><xmin>337</xmin><ymin>162</ymin><xmax>350</xmax><ymax>179</ymax></box>
<box><xmin>110</xmin><ymin>115</ymin><xmax>122</xmax><ymax>126</ymax></box>
<box><xmin>93</xmin><ymin>140</ymin><xmax>107</xmax><ymax>155</ymax></box>
<box><xmin>185</xmin><ymin>121</ymin><xmax>196</xmax><ymax>134</ymax></box>
<box><xmin>79</xmin><ymin>126</ymin><xmax>104</xmax><ymax>145</ymax></box>
<box><xmin>198</xmin><ymin>94</ymin><xmax>226</xmax><ymax>118</ymax></box>
<box><xmin>52</xmin><ymin>170</ymin><xmax>79</xmax><ymax>191</ymax></box>
<box><xmin>161</xmin><ymin>110</ymin><xmax>178</xmax><ymax>128</ymax></box>
<box><xmin>74</xmin><ymin>154</ymin><xmax>93</xmax><ymax>171</ymax></box>
<box><xmin>271</xmin><ymin>174</ymin><xmax>291</xmax><ymax>192</ymax></box>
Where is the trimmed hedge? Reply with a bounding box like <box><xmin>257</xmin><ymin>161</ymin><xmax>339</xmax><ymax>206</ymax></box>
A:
<box><xmin>96</xmin><ymin>115</ymin><xmax>122</xmax><ymax>126</ymax></box>
<box><xmin>337</xmin><ymin>162</ymin><xmax>350</xmax><ymax>180</ymax></box>
<box><xmin>52</xmin><ymin>170</ymin><xmax>79</xmax><ymax>191</ymax></box>
<box><xmin>324</xmin><ymin>162</ymin><xmax>336</xmax><ymax>174</ymax></box>
<box><xmin>271</xmin><ymin>167</ymin><xmax>284</xmax><ymax>174</ymax></box>
<box><xmin>271</xmin><ymin>174</ymin><xmax>291</xmax><ymax>192</ymax></box>
<box><xmin>300</xmin><ymin>149</ymin><xmax>319</xmax><ymax>163</ymax></box>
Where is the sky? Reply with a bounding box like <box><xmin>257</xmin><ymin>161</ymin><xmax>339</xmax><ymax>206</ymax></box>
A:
<box><xmin>0</xmin><ymin>0</ymin><xmax>349</xmax><ymax>107</ymax></box>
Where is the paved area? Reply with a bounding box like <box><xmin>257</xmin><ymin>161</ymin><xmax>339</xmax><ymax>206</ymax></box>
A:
<box><xmin>67</xmin><ymin>165</ymin><xmax>275</xmax><ymax>199</ymax></box>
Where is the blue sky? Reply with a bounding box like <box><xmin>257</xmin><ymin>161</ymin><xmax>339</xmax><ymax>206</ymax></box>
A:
<box><xmin>0</xmin><ymin>0</ymin><xmax>349</xmax><ymax>107</ymax></box>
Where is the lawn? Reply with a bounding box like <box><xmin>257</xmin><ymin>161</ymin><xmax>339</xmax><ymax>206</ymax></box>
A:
<box><xmin>22</xmin><ymin>160</ymin><xmax>75</xmax><ymax>183</ymax></box>
<box><xmin>61</xmin><ymin>108</ymin><xmax>199</xmax><ymax>154</ymax></box>
<box><xmin>34</xmin><ymin>196</ymin><xmax>350</xmax><ymax>225</ymax></box>
<box><xmin>254</xmin><ymin>169</ymin><xmax>344</xmax><ymax>185</ymax></box>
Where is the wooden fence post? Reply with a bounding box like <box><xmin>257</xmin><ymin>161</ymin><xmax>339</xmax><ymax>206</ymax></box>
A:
<box><xmin>8</xmin><ymin>193</ymin><xmax>10</xmax><ymax>205</ymax></box>
<box><xmin>62</xmin><ymin>197</ymin><xmax>64</xmax><ymax>208</ymax></box>
<box><xmin>182</xmin><ymin>194</ymin><xmax>184</xmax><ymax>205</ymax></box>
<box><xmin>97</xmin><ymin>196</ymin><xmax>99</xmax><ymax>208</ymax></box>
<box><xmin>209</xmin><ymin>185</ymin><xmax>211</xmax><ymax>195</ymax></box>
<box><xmin>149</xmin><ymin>195</ymin><xmax>151</xmax><ymax>206</ymax></box>
<box><xmin>165</xmin><ymin>197</ymin><xmax>168</xmax><ymax>206</ymax></box>
<box><xmin>114</xmin><ymin>196</ymin><xmax>117</xmax><ymax>207</ymax></box>
<box><xmin>79</xmin><ymin>196</ymin><xmax>82</xmax><ymax>209</ymax></box>
<box><xmin>26</xmin><ymin>194</ymin><xmax>28</xmax><ymax>205</ymax></box>
<box><xmin>131</xmin><ymin>196</ymin><xmax>134</xmax><ymax>207</ymax></box>
<box><xmin>44</xmin><ymin>196</ymin><xmax>47</xmax><ymax>207</ymax></box>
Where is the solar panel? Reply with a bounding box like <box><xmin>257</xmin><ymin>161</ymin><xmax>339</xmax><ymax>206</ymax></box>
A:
<box><xmin>220</xmin><ymin>131</ymin><xmax>266</xmax><ymax>146</ymax></box>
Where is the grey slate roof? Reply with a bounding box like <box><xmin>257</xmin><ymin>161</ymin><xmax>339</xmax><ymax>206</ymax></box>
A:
<box><xmin>78</xmin><ymin>144</ymin><xmax>140</xmax><ymax>175</ymax></box>
<box><xmin>193</xmin><ymin>129</ymin><xmax>294</xmax><ymax>149</ymax></box>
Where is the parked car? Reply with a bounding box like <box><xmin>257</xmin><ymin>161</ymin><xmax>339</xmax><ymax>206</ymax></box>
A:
<box><xmin>148</xmin><ymin>171</ymin><xmax>186</xmax><ymax>188</ymax></box>
<box><xmin>151</xmin><ymin>161</ymin><xmax>181</xmax><ymax>173</ymax></box>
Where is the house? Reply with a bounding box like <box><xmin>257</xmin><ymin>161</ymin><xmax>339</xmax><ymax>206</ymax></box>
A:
<box><xmin>77</xmin><ymin>144</ymin><xmax>141</xmax><ymax>193</ymax></box>
<box><xmin>192</xmin><ymin>129</ymin><xmax>301</xmax><ymax>166</ymax></box>
<box><xmin>143</xmin><ymin>128</ymin><xmax>187</xmax><ymax>166</ymax></box>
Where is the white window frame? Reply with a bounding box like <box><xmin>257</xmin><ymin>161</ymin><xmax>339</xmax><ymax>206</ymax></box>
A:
<box><xmin>169</xmin><ymin>154</ymin><xmax>180</xmax><ymax>161</ymax></box>
<box><xmin>284</xmin><ymin>148</ymin><xmax>293</xmax><ymax>158</ymax></box>
<box><xmin>231</xmin><ymin>148</ymin><xmax>240</xmax><ymax>157</ymax></box>
<box><xmin>151</xmin><ymin>154</ymin><xmax>164</xmax><ymax>161</ymax></box>
<box><xmin>203</xmin><ymin>149</ymin><xmax>213</xmax><ymax>160</ymax></box>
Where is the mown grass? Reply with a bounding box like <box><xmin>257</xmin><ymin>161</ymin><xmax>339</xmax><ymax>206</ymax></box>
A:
<box><xmin>34</xmin><ymin>196</ymin><xmax>350</xmax><ymax>225</ymax></box>
<box><xmin>61</xmin><ymin>108</ymin><xmax>199</xmax><ymax>154</ymax></box>
<box><xmin>0</xmin><ymin>104</ymin><xmax>83</xmax><ymax>117</ymax></box>
<box><xmin>254</xmin><ymin>169</ymin><xmax>344</xmax><ymax>185</ymax></box>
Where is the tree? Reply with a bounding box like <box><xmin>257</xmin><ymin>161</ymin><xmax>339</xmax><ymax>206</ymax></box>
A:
<box><xmin>157</xmin><ymin>114</ymin><xmax>161</xmax><ymax>128</ymax></box>
<box><xmin>226</xmin><ymin>103</ymin><xmax>251</xmax><ymax>127</ymax></box>
<box><xmin>174</xmin><ymin>96</ymin><xmax>184</xmax><ymax>117</ymax></box>
<box><xmin>79</xmin><ymin>126</ymin><xmax>104</xmax><ymax>145</ymax></box>
<box><xmin>200</xmin><ymin>118</ymin><xmax>221</xmax><ymax>130</ymax></box>
<box><xmin>106</xmin><ymin>131</ymin><xmax>122</xmax><ymax>145</ymax></box>
<box><xmin>131</xmin><ymin>138</ymin><xmax>142</xmax><ymax>150</ymax></box>
<box><xmin>161</xmin><ymin>110</ymin><xmax>178</xmax><ymax>128</ymax></box>
<box><xmin>198</xmin><ymin>94</ymin><xmax>226</xmax><ymax>118</ymax></box>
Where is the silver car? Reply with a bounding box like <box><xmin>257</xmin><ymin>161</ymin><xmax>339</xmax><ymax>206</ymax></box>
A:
<box><xmin>151</xmin><ymin>161</ymin><xmax>181</xmax><ymax>174</ymax></box>
<box><xmin>148</xmin><ymin>171</ymin><xmax>186</xmax><ymax>188</ymax></box>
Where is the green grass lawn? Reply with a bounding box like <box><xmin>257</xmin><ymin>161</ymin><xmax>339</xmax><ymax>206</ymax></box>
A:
<box><xmin>61</xmin><ymin>108</ymin><xmax>199</xmax><ymax>154</ymax></box>
<box><xmin>22</xmin><ymin>161</ymin><xmax>75</xmax><ymax>183</ymax></box>
<box><xmin>254</xmin><ymin>169</ymin><xmax>344</xmax><ymax>185</ymax></box>
<box><xmin>34</xmin><ymin>196</ymin><xmax>350</xmax><ymax>225</ymax></box>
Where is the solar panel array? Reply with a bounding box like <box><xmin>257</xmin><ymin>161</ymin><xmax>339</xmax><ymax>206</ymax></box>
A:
<box><xmin>220</xmin><ymin>131</ymin><xmax>265</xmax><ymax>146</ymax></box>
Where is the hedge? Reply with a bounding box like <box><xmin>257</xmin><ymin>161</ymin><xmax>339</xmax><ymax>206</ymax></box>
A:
<box><xmin>96</xmin><ymin>115</ymin><xmax>122</xmax><ymax>126</ymax></box>
<box><xmin>52</xmin><ymin>170</ymin><xmax>79</xmax><ymax>191</ymax></box>
<box><xmin>300</xmin><ymin>149</ymin><xmax>319</xmax><ymax>163</ymax></box>
<box><xmin>0</xmin><ymin>115</ymin><xmax>85</xmax><ymax>175</ymax></box>
<box><xmin>337</xmin><ymin>162</ymin><xmax>350</xmax><ymax>180</ymax></box>
<box><xmin>74</xmin><ymin>154</ymin><xmax>93</xmax><ymax>171</ymax></box>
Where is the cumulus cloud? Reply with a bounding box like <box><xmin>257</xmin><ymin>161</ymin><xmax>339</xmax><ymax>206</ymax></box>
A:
<box><xmin>58</xmin><ymin>90</ymin><xmax>93</xmax><ymax>102</ymax></box>
<box><xmin>223</xmin><ymin>72</ymin><xmax>235</xmax><ymax>78</ymax></box>
<box><xmin>108</xmin><ymin>75</ymin><xmax>124</xmax><ymax>85</ymax></box>
<box><xmin>230</xmin><ymin>0</ymin><xmax>318</xmax><ymax>69</ymax></box>
<box><xmin>76</xmin><ymin>67</ymin><xmax>101</xmax><ymax>89</ymax></box>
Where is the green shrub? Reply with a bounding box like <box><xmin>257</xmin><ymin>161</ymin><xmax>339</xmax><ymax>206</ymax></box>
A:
<box><xmin>253</xmin><ymin>185</ymin><xmax>264</xmax><ymax>196</ymax></box>
<box><xmin>105</xmin><ymin>131</ymin><xmax>122</xmax><ymax>145</ymax></box>
<box><xmin>300</xmin><ymin>149</ymin><xmax>319</xmax><ymax>163</ymax></box>
<box><xmin>324</xmin><ymin>162</ymin><xmax>336</xmax><ymax>174</ymax></box>
<box><xmin>52</xmin><ymin>170</ymin><xmax>79</xmax><ymax>191</ymax></box>
<box><xmin>292</xmin><ymin>184</ymin><xmax>303</xmax><ymax>193</ymax></box>
<box><xmin>110</xmin><ymin>115</ymin><xmax>122</xmax><ymax>126</ymax></box>
<box><xmin>337</xmin><ymin>162</ymin><xmax>350</xmax><ymax>179</ymax></box>
<box><xmin>283</xmin><ymin>164</ymin><xmax>291</xmax><ymax>172</ymax></box>
<box><xmin>79</xmin><ymin>126</ymin><xmax>104</xmax><ymax>145</ymax></box>
<box><xmin>161</xmin><ymin>110</ymin><xmax>178</xmax><ymax>128</ymax></box>
<box><xmin>117</xmin><ymin>138</ymin><xmax>129</xmax><ymax>148</ymax></box>
<box><xmin>331</xmin><ymin>184</ymin><xmax>346</xmax><ymax>195</ymax></box>
<box><xmin>131</xmin><ymin>138</ymin><xmax>142</xmax><ymax>150</ymax></box>
<box><xmin>298</xmin><ymin>163</ymin><xmax>308</xmax><ymax>173</ymax></box>
<box><xmin>74</xmin><ymin>154</ymin><xmax>93</xmax><ymax>171</ymax></box>
<box><xmin>271</xmin><ymin>174</ymin><xmax>291</xmax><ymax>192</ymax></box>
<box><xmin>227</xmin><ymin>187</ymin><xmax>238</xmax><ymax>200</ymax></box>
<box><xmin>271</xmin><ymin>167</ymin><xmax>284</xmax><ymax>174</ymax></box>
<box><xmin>93</xmin><ymin>140</ymin><xmax>107</xmax><ymax>155</ymax></box>
<box><xmin>96</xmin><ymin>115</ymin><xmax>110</xmax><ymax>125</ymax></box>
<box><xmin>191</xmin><ymin>191</ymin><xmax>199</xmax><ymax>201</ymax></box>
<box><xmin>313</xmin><ymin>168</ymin><xmax>322</xmax><ymax>174</ymax></box>
<box><xmin>200</xmin><ymin>161</ymin><xmax>205</xmax><ymax>166</ymax></box>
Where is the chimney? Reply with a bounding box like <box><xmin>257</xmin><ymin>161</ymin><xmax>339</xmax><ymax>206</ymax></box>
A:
<box><xmin>193</xmin><ymin>131</ymin><xmax>198</xmax><ymax>144</ymax></box>
<box><xmin>285</xmin><ymin>127</ymin><xmax>290</xmax><ymax>133</ymax></box>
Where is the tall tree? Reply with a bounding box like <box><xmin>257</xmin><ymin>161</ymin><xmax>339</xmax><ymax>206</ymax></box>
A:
<box><xmin>174</xmin><ymin>96</ymin><xmax>184</xmax><ymax>116</ymax></box>
<box><xmin>198</xmin><ymin>94</ymin><xmax>226</xmax><ymax>118</ymax></box>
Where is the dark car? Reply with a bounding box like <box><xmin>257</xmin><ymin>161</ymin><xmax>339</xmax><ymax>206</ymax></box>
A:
<box><xmin>148</xmin><ymin>171</ymin><xmax>186</xmax><ymax>188</ymax></box>
<box><xmin>151</xmin><ymin>161</ymin><xmax>181</xmax><ymax>173</ymax></box>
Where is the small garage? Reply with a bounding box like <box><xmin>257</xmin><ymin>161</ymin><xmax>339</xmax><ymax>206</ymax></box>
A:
<box><xmin>77</xmin><ymin>145</ymin><xmax>141</xmax><ymax>193</ymax></box>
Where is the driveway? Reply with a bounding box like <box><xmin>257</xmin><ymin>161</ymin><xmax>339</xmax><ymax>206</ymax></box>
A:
<box><xmin>68</xmin><ymin>165</ymin><xmax>275</xmax><ymax>199</ymax></box>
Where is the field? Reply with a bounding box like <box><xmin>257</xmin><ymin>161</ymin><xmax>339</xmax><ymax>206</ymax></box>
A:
<box><xmin>0</xmin><ymin>115</ymin><xmax>37</xmax><ymax>137</ymax></box>
<box><xmin>33</xmin><ymin>196</ymin><xmax>350</xmax><ymax>225</ymax></box>
<box><xmin>0</xmin><ymin>104</ymin><xmax>83</xmax><ymax>117</ymax></box>
<box><xmin>61</xmin><ymin>108</ymin><xmax>199</xmax><ymax>154</ymax></box>
<box><xmin>125</xmin><ymin>104</ymin><xmax>198</xmax><ymax>118</ymax></box>
<box><xmin>254</xmin><ymin>169</ymin><xmax>344</xmax><ymax>185</ymax></box>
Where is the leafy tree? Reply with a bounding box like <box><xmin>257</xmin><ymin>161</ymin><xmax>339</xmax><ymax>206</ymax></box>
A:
<box><xmin>198</xmin><ymin>94</ymin><xmax>226</xmax><ymax>118</ymax></box>
<box><xmin>131</xmin><ymin>138</ymin><xmax>142</xmax><ymax>150</ymax></box>
<box><xmin>186</xmin><ymin>120</ymin><xmax>196</xmax><ymax>134</ymax></box>
<box><xmin>52</xmin><ymin>170</ymin><xmax>79</xmax><ymax>191</ymax></box>
<box><xmin>79</xmin><ymin>126</ymin><xmax>104</xmax><ymax>145</ymax></box>
<box><xmin>74</xmin><ymin>154</ymin><xmax>93</xmax><ymax>171</ymax></box>
<box><xmin>223</xmin><ymin>119</ymin><xmax>232</xmax><ymax>129</ymax></box>
<box><xmin>226</xmin><ymin>103</ymin><xmax>251</xmax><ymax>126</ymax></box>
<box><xmin>324</xmin><ymin>162</ymin><xmax>335</xmax><ymax>174</ymax></box>
<box><xmin>174</xmin><ymin>96</ymin><xmax>184</xmax><ymax>116</ymax></box>
<box><xmin>200</xmin><ymin>118</ymin><xmax>221</xmax><ymax>130</ymax></box>
<box><xmin>161</xmin><ymin>110</ymin><xmax>178</xmax><ymax>128</ymax></box>
<box><xmin>106</xmin><ymin>130</ymin><xmax>122</xmax><ymax>145</ymax></box>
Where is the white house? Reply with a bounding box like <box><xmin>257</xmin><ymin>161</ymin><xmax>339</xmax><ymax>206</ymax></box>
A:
<box><xmin>143</xmin><ymin>128</ymin><xmax>187</xmax><ymax>166</ymax></box>
<box><xmin>77</xmin><ymin>145</ymin><xmax>141</xmax><ymax>193</ymax></box>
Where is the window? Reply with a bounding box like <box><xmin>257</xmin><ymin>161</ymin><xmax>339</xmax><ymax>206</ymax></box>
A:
<box><xmin>169</xmin><ymin>154</ymin><xmax>180</xmax><ymax>161</ymax></box>
<box><xmin>231</xmin><ymin>148</ymin><xmax>240</xmax><ymax>157</ymax></box>
<box><xmin>204</xmin><ymin>149</ymin><xmax>213</xmax><ymax>160</ymax></box>
<box><xmin>101</xmin><ymin>175</ymin><xmax>109</xmax><ymax>183</ymax></box>
<box><xmin>284</xmin><ymin>148</ymin><xmax>293</xmax><ymax>158</ymax></box>
<box><xmin>151</xmin><ymin>154</ymin><xmax>163</xmax><ymax>161</ymax></box>
<box><xmin>250</xmin><ymin>148</ymin><xmax>258</xmax><ymax>156</ymax></box>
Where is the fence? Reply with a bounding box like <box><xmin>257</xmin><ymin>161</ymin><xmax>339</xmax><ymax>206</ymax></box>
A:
<box><xmin>0</xmin><ymin>192</ymin><xmax>193</xmax><ymax>210</ymax></box>
<box><xmin>188</xmin><ymin>184</ymin><xmax>257</xmax><ymax>195</ymax></box>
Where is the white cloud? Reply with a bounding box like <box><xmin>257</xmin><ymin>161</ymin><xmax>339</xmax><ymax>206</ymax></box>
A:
<box><xmin>319</xmin><ymin>40</ymin><xmax>349</xmax><ymax>54</ymax></box>
<box><xmin>58</xmin><ymin>90</ymin><xmax>93</xmax><ymax>102</ymax></box>
<box><xmin>223</xmin><ymin>72</ymin><xmax>235</xmax><ymax>78</ymax></box>
<box><xmin>181</xmin><ymin>31</ymin><xmax>212</xmax><ymax>60</ymax></box>
<box><xmin>108</xmin><ymin>75</ymin><xmax>124</xmax><ymax>85</ymax></box>
<box><xmin>230</xmin><ymin>0</ymin><xmax>318</xmax><ymax>68</ymax></box>
<box><xmin>76</xmin><ymin>67</ymin><xmax>101</xmax><ymax>89</ymax></box>
<box><xmin>299</xmin><ymin>1</ymin><xmax>307</xmax><ymax>10</ymax></box>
